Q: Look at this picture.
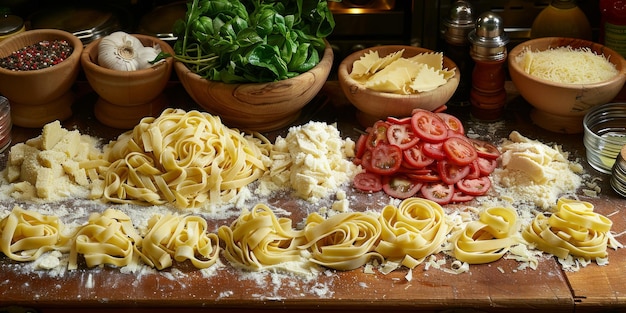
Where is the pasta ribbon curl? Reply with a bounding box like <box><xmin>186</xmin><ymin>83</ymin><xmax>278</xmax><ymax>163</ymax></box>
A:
<box><xmin>376</xmin><ymin>198</ymin><xmax>452</xmax><ymax>268</ymax></box>
<box><xmin>101</xmin><ymin>109</ymin><xmax>268</xmax><ymax>209</ymax></box>
<box><xmin>140</xmin><ymin>213</ymin><xmax>220</xmax><ymax>270</ymax></box>
<box><xmin>218</xmin><ymin>204</ymin><xmax>311</xmax><ymax>273</ymax></box>
<box><xmin>69</xmin><ymin>208</ymin><xmax>143</xmax><ymax>270</ymax></box>
<box><xmin>522</xmin><ymin>198</ymin><xmax>613</xmax><ymax>259</ymax></box>
<box><xmin>453</xmin><ymin>206</ymin><xmax>519</xmax><ymax>264</ymax></box>
<box><xmin>0</xmin><ymin>206</ymin><xmax>70</xmax><ymax>261</ymax></box>
<box><xmin>300</xmin><ymin>212</ymin><xmax>383</xmax><ymax>270</ymax></box>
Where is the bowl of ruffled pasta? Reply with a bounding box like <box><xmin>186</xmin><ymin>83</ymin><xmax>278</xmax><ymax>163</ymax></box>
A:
<box><xmin>338</xmin><ymin>45</ymin><xmax>460</xmax><ymax>127</ymax></box>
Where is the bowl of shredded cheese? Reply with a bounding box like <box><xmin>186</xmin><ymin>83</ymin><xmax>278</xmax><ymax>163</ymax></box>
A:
<box><xmin>338</xmin><ymin>45</ymin><xmax>459</xmax><ymax>127</ymax></box>
<box><xmin>508</xmin><ymin>37</ymin><xmax>626</xmax><ymax>134</ymax></box>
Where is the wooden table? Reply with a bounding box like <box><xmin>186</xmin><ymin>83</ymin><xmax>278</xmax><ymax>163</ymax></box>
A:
<box><xmin>0</xmin><ymin>81</ymin><xmax>624</xmax><ymax>313</ymax></box>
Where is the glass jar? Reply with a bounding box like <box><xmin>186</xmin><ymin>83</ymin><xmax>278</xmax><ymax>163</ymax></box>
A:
<box><xmin>583</xmin><ymin>102</ymin><xmax>626</xmax><ymax>174</ymax></box>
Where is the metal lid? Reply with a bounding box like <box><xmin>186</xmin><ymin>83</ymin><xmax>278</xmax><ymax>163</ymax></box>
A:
<box><xmin>468</xmin><ymin>11</ymin><xmax>509</xmax><ymax>60</ymax></box>
<box><xmin>442</xmin><ymin>0</ymin><xmax>474</xmax><ymax>45</ymax></box>
<box><xmin>0</xmin><ymin>14</ymin><xmax>23</xmax><ymax>36</ymax></box>
<box><xmin>138</xmin><ymin>1</ymin><xmax>186</xmax><ymax>43</ymax></box>
<box><xmin>28</xmin><ymin>4</ymin><xmax>131</xmax><ymax>43</ymax></box>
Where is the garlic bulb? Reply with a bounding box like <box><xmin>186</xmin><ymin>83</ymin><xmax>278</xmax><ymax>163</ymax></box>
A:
<box><xmin>97</xmin><ymin>31</ymin><xmax>161</xmax><ymax>71</ymax></box>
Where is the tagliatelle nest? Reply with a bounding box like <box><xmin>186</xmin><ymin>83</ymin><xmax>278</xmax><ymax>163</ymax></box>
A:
<box><xmin>350</xmin><ymin>49</ymin><xmax>455</xmax><ymax>95</ymax></box>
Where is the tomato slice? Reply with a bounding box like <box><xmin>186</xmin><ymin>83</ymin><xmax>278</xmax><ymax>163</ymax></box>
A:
<box><xmin>436</xmin><ymin>112</ymin><xmax>464</xmax><ymax>134</ymax></box>
<box><xmin>456</xmin><ymin>176</ymin><xmax>492</xmax><ymax>196</ymax></box>
<box><xmin>367</xmin><ymin>120</ymin><xmax>390</xmax><ymax>149</ymax></box>
<box><xmin>354</xmin><ymin>133</ymin><xmax>368</xmax><ymax>159</ymax></box>
<box><xmin>468</xmin><ymin>138</ymin><xmax>501</xmax><ymax>160</ymax></box>
<box><xmin>387</xmin><ymin>123</ymin><xmax>419</xmax><ymax>150</ymax></box>
<box><xmin>403</xmin><ymin>142</ymin><xmax>434</xmax><ymax>168</ymax></box>
<box><xmin>386</xmin><ymin>116</ymin><xmax>411</xmax><ymax>125</ymax></box>
<box><xmin>443</xmin><ymin>137</ymin><xmax>478</xmax><ymax>166</ymax></box>
<box><xmin>438</xmin><ymin>159</ymin><xmax>470</xmax><ymax>185</ymax></box>
<box><xmin>465</xmin><ymin>159</ymin><xmax>481</xmax><ymax>180</ymax></box>
<box><xmin>369</xmin><ymin>143</ymin><xmax>402</xmax><ymax>175</ymax></box>
<box><xmin>420</xmin><ymin>182</ymin><xmax>454</xmax><ymax>205</ymax></box>
<box><xmin>382</xmin><ymin>174</ymin><xmax>423</xmax><ymax>199</ymax></box>
<box><xmin>411</xmin><ymin>110</ymin><xmax>448</xmax><ymax>142</ymax></box>
<box><xmin>477</xmin><ymin>157</ymin><xmax>498</xmax><ymax>176</ymax></box>
<box><xmin>451</xmin><ymin>191</ymin><xmax>475</xmax><ymax>203</ymax></box>
<box><xmin>353</xmin><ymin>172</ymin><xmax>383</xmax><ymax>192</ymax></box>
<box><xmin>406</xmin><ymin>170</ymin><xmax>441</xmax><ymax>182</ymax></box>
<box><xmin>422</xmin><ymin>142</ymin><xmax>446</xmax><ymax>160</ymax></box>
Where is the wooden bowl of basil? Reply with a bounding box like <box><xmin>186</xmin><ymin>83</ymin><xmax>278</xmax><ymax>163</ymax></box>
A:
<box><xmin>174</xmin><ymin>40</ymin><xmax>333</xmax><ymax>132</ymax></box>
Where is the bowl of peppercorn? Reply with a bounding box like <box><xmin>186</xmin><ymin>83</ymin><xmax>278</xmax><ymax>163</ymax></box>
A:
<box><xmin>0</xmin><ymin>29</ymin><xmax>83</xmax><ymax>128</ymax></box>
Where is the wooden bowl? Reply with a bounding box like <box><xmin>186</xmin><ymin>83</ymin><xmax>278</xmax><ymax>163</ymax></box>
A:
<box><xmin>81</xmin><ymin>34</ymin><xmax>175</xmax><ymax>129</ymax></box>
<box><xmin>0</xmin><ymin>29</ymin><xmax>82</xmax><ymax>127</ymax></box>
<box><xmin>174</xmin><ymin>40</ymin><xmax>333</xmax><ymax>132</ymax></box>
<box><xmin>508</xmin><ymin>37</ymin><xmax>626</xmax><ymax>134</ymax></box>
<box><xmin>338</xmin><ymin>45</ymin><xmax>459</xmax><ymax>127</ymax></box>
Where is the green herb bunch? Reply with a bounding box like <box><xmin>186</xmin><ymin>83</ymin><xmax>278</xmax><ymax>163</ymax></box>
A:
<box><xmin>173</xmin><ymin>0</ymin><xmax>336</xmax><ymax>83</ymax></box>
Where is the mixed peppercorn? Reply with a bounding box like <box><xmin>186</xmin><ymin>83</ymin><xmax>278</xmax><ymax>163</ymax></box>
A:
<box><xmin>0</xmin><ymin>39</ymin><xmax>73</xmax><ymax>71</ymax></box>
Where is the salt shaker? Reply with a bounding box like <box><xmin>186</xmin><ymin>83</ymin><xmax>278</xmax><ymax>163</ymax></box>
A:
<box><xmin>468</xmin><ymin>11</ymin><xmax>509</xmax><ymax>121</ymax></box>
<box><xmin>442</xmin><ymin>0</ymin><xmax>475</xmax><ymax>106</ymax></box>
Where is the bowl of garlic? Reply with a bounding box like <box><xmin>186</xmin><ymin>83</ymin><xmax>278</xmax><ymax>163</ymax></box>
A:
<box><xmin>81</xmin><ymin>32</ymin><xmax>174</xmax><ymax>129</ymax></box>
<box><xmin>338</xmin><ymin>45</ymin><xmax>459</xmax><ymax>127</ymax></box>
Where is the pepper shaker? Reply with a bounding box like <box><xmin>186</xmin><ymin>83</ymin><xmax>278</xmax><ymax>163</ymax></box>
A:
<box><xmin>468</xmin><ymin>11</ymin><xmax>509</xmax><ymax>121</ymax></box>
<box><xmin>442</xmin><ymin>0</ymin><xmax>475</xmax><ymax>106</ymax></box>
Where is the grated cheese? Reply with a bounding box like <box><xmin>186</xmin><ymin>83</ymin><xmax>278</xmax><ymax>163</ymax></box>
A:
<box><xmin>515</xmin><ymin>46</ymin><xmax>618</xmax><ymax>84</ymax></box>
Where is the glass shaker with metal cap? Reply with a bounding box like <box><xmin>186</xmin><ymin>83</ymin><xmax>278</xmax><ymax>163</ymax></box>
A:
<box><xmin>442</xmin><ymin>0</ymin><xmax>474</xmax><ymax>106</ymax></box>
<box><xmin>468</xmin><ymin>11</ymin><xmax>509</xmax><ymax>121</ymax></box>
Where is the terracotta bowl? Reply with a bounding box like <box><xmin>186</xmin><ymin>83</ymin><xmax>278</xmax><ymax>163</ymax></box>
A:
<box><xmin>81</xmin><ymin>34</ymin><xmax>174</xmax><ymax>129</ymax></box>
<box><xmin>174</xmin><ymin>40</ymin><xmax>333</xmax><ymax>132</ymax></box>
<box><xmin>338</xmin><ymin>45</ymin><xmax>459</xmax><ymax>127</ymax></box>
<box><xmin>508</xmin><ymin>37</ymin><xmax>626</xmax><ymax>134</ymax></box>
<box><xmin>0</xmin><ymin>29</ymin><xmax>82</xmax><ymax>127</ymax></box>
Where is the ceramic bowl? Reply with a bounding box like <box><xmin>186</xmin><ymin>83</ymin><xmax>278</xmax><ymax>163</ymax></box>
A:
<box><xmin>337</xmin><ymin>45</ymin><xmax>459</xmax><ymax>127</ymax></box>
<box><xmin>508</xmin><ymin>37</ymin><xmax>626</xmax><ymax>134</ymax></box>
<box><xmin>81</xmin><ymin>34</ymin><xmax>174</xmax><ymax>129</ymax></box>
<box><xmin>174</xmin><ymin>40</ymin><xmax>333</xmax><ymax>132</ymax></box>
<box><xmin>0</xmin><ymin>29</ymin><xmax>82</xmax><ymax>127</ymax></box>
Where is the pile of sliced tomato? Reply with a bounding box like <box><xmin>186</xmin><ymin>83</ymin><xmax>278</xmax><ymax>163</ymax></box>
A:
<box><xmin>352</xmin><ymin>109</ymin><xmax>500</xmax><ymax>205</ymax></box>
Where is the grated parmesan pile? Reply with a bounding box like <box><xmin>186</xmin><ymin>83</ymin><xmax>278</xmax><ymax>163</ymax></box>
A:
<box><xmin>515</xmin><ymin>46</ymin><xmax>618</xmax><ymax>84</ymax></box>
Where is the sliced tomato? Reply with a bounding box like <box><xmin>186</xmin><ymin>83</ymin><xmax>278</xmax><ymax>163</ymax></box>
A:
<box><xmin>387</xmin><ymin>123</ymin><xmax>419</xmax><ymax>150</ymax></box>
<box><xmin>386</xmin><ymin>116</ymin><xmax>411</xmax><ymax>125</ymax></box>
<box><xmin>465</xmin><ymin>159</ymin><xmax>481</xmax><ymax>180</ymax></box>
<box><xmin>422</xmin><ymin>141</ymin><xmax>446</xmax><ymax>160</ymax></box>
<box><xmin>353</xmin><ymin>172</ymin><xmax>383</xmax><ymax>192</ymax></box>
<box><xmin>451</xmin><ymin>191</ymin><xmax>475</xmax><ymax>203</ymax></box>
<box><xmin>468</xmin><ymin>138</ymin><xmax>501</xmax><ymax>160</ymax></box>
<box><xmin>443</xmin><ymin>137</ymin><xmax>478</xmax><ymax>166</ymax></box>
<box><xmin>420</xmin><ymin>182</ymin><xmax>454</xmax><ymax>205</ymax></box>
<box><xmin>438</xmin><ymin>159</ymin><xmax>470</xmax><ymax>185</ymax></box>
<box><xmin>406</xmin><ymin>170</ymin><xmax>441</xmax><ymax>182</ymax></box>
<box><xmin>403</xmin><ymin>142</ymin><xmax>434</xmax><ymax>168</ymax></box>
<box><xmin>456</xmin><ymin>176</ymin><xmax>492</xmax><ymax>196</ymax></box>
<box><xmin>382</xmin><ymin>174</ymin><xmax>423</xmax><ymax>199</ymax></box>
<box><xmin>477</xmin><ymin>157</ymin><xmax>498</xmax><ymax>176</ymax></box>
<box><xmin>367</xmin><ymin>120</ymin><xmax>390</xmax><ymax>150</ymax></box>
<box><xmin>355</xmin><ymin>133</ymin><xmax>368</xmax><ymax>159</ymax></box>
<box><xmin>369</xmin><ymin>143</ymin><xmax>402</xmax><ymax>175</ymax></box>
<box><xmin>411</xmin><ymin>109</ymin><xmax>448</xmax><ymax>142</ymax></box>
<box><xmin>436</xmin><ymin>112</ymin><xmax>465</xmax><ymax>134</ymax></box>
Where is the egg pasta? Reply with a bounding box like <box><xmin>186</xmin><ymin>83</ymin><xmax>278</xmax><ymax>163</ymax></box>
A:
<box><xmin>101</xmin><ymin>109</ymin><xmax>269</xmax><ymax>209</ymax></box>
<box><xmin>218</xmin><ymin>204</ymin><xmax>311</xmax><ymax>273</ymax></box>
<box><xmin>375</xmin><ymin>198</ymin><xmax>452</xmax><ymax>268</ymax></box>
<box><xmin>452</xmin><ymin>206</ymin><xmax>520</xmax><ymax>264</ymax></box>
<box><xmin>300</xmin><ymin>211</ymin><xmax>384</xmax><ymax>271</ymax></box>
<box><xmin>522</xmin><ymin>198</ymin><xmax>612</xmax><ymax>259</ymax></box>
<box><xmin>0</xmin><ymin>206</ymin><xmax>70</xmax><ymax>262</ymax></box>
<box><xmin>68</xmin><ymin>208</ymin><xmax>143</xmax><ymax>270</ymax></box>
<box><xmin>140</xmin><ymin>213</ymin><xmax>220</xmax><ymax>270</ymax></box>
